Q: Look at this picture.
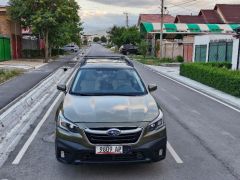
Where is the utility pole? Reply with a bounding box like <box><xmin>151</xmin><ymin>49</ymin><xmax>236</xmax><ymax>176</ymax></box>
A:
<box><xmin>123</xmin><ymin>12</ymin><xmax>129</xmax><ymax>28</ymax></box>
<box><xmin>159</xmin><ymin>0</ymin><xmax>164</xmax><ymax>59</ymax></box>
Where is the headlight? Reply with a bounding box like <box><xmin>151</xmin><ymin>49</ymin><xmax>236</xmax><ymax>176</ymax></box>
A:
<box><xmin>147</xmin><ymin>110</ymin><xmax>164</xmax><ymax>132</ymax></box>
<box><xmin>57</xmin><ymin>112</ymin><xmax>79</xmax><ymax>133</ymax></box>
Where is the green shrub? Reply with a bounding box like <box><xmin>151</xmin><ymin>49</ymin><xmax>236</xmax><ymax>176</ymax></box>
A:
<box><xmin>180</xmin><ymin>63</ymin><xmax>240</xmax><ymax>97</ymax></box>
<box><xmin>160</xmin><ymin>57</ymin><xmax>174</xmax><ymax>63</ymax></box>
<box><xmin>51</xmin><ymin>49</ymin><xmax>65</xmax><ymax>56</ymax></box>
<box><xmin>138</xmin><ymin>40</ymin><xmax>148</xmax><ymax>58</ymax></box>
<box><xmin>175</xmin><ymin>55</ymin><xmax>184</xmax><ymax>63</ymax></box>
<box><xmin>199</xmin><ymin>62</ymin><xmax>232</xmax><ymax>69</ymax></box>
<box><xmin>0</xmin><ymin>69</ymin><xmax>23</xmax><ymax>84</ymax></box>
<box><xmin>22</xmin><ymin>49</ymin><xmax>44</xmax><ymax>58</ymax></box>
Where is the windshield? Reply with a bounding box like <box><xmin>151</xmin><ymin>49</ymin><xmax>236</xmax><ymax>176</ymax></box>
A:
<box><xmin>70</xmin><ymin>68</ymin><xmax>147</xmax><ymax>96</ymax></box>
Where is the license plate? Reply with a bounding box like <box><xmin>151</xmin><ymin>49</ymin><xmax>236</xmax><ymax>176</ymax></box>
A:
<box><xmin>96</xmin><ymin>145</ymin><xmax>123</xmax><ymax>155</ymax></box>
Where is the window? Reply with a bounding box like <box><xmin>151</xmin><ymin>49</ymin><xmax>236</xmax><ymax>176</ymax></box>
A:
<box><xmin>195</xmin><ymin>45</ymin><xmax>207</xmax><ymax>62</ymax></box>
<box><xmin>70</xmin><ymin>68</ymin><xmax>147</xmax><ymax>96</ymax></box>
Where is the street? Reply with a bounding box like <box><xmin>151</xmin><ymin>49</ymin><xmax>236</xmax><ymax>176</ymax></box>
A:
<box><xmin>0</xmin><ymin>54</ymin><xmax>78</xmax><ymax>110</ymax></box>
<box><xmin>0</xmin><ymin>44</ymin><xmax>239</xmax><ymax>180</ymax></box>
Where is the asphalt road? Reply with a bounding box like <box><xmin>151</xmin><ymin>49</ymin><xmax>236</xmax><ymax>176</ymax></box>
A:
<box><xmin>0</xmin><ymin>44</ymin><xmax>240</xmax><ymax>180</ymax></box>
<box><xmin>0</xmin><ymin>53</ymin><xmax>78</xmax><ymax>111</ymax></box>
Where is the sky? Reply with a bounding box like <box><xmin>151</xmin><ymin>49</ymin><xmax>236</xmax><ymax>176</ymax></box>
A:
<box><xmin>78</xmin><ymin>0</ymin><xmax>240</xmax><ymax>35</ymax></box>
<box><xmin>1</xmin><ymin>0</ymin><xmax>240</xmax><ymax>35</ymax></box>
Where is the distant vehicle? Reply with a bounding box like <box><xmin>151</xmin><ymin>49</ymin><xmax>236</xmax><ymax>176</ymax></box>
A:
<box><xmin>62</xmin><ymin>44</ymin><xmax>79</xmax><ymax>53</ymax></box>
<box><xmin>101</xmin><ymin>42</ymin><xmax>107</xmax><ymax>46</ymax></box>
<box><xmin>55</xmin><ymin>56</ymin><xmax>167</xmax><ymax>164</ymax></box>
<box><xmin>119</xmin><ymin>44</ymin><xmax>138</xmax><ymax>55</ymax></box>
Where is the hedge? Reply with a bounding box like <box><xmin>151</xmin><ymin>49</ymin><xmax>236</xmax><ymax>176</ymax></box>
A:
<box><xmin>22</xmin><ymin>49</ymin><xmax>44</xmax><ymax>58</ymax></box>
<box><xmin>180</xmin><ymin>63</ymin><xmax>240</xmax><ymax>97</ymax></box>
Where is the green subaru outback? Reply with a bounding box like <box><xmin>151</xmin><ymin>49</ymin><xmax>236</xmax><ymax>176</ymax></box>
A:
<box><xmin>55</xmin><ymin>56</ymin><xmax>167</xmax><ymax>164</ymax></box>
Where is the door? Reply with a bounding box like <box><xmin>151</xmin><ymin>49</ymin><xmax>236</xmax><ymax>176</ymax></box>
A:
<box><xmin>195</xmin><ymin>45</ymin><xmax>207</xmax><ymax>62</ymax></box>
<box><xmin>0</xmin><ymin>37</ymin><xmax>11</xmax><ymax>61</ymax></box>
<box><xmin>4</xmin><ymin>38</ymin><xmax>11</xmax><ymax>60</ymax></box>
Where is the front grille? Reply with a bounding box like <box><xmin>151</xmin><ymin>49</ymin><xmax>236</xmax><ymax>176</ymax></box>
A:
<box><xmin>77</xmin><ymin>152</ymin><xmax>145</xmax><ymax>162</ymax></box>
<box><xmin>85</xmin><ymin>129</ymin><xmax>142</xmax><ymax>144</ymax></box>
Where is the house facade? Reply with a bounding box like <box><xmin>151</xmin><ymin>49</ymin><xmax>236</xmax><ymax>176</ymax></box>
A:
<box><xmin>139</xmin><ymin>4</ymin><xmax>240</xmax><ymax>65</ymax></box>
<box><xmin>0</xmin><ymin>6</ymin><xmax>21</xmax><ymax>61</ymax></box>
<box><xmin>193</xmin><ymin>34</ymin><xmax>240</xmax><ymax>70</ymax></box>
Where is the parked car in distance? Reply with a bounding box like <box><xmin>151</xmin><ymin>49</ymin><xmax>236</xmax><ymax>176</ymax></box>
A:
<box><xmin>55</xmin><ymin>56</ymin><xmax>167</xmax><ymax>164</ymax></box>
<box><xmin>62</xmin><ymin>44</ymin><xmax>79</xmax><ymax>53</ymax></box>
<box><xmin>119</xmin><ymin>44</ymin><xmax>138</xmax><ymax>55</ymax></box>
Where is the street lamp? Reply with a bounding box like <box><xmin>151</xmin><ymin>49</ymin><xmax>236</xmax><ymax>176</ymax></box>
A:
<box><xmin>234</xmin><ymin>27</ymin><xmax>240</xmax><ymax>70</ymax></box>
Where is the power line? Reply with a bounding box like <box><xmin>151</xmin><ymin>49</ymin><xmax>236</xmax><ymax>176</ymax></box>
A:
<box><xmin>166</xmin><ymin>0</ymin><xmax>197</xmax><ymax>8</ymax></box>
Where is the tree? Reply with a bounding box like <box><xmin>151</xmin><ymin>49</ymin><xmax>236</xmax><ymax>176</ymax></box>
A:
<box><xmin>83</xmin><ymin>39</ymin><xmax>88</xmax><ymax>45</ymax></box>
<box><xmin>100</xmin><ymin>36</ymin><xmax>107</xmax><ymax>43</ymax></box>
<box><xmin>138</xmin><ymin>40</ymin><xmax>148</xmax><ymax>58</ymax></box>
<box><xmin>93</xmin><ymin>37</ymin><xmax>100</xmax><ymax>42</ymax></box>
<box><xmin>107</xmin><ymin>26</ymin><xmax>140</xmax><ymax>48</ymax></box>
<box><xmin>9</xmin><ymin>0</ymin><xmax>82</xmax><ymax>62</ymax></box>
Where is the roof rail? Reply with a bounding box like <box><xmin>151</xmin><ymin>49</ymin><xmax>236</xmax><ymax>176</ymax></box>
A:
<box><xmin>80</xmin><ymin>55</ymin><xmax>134</xmax><ymax>67</ymax></box>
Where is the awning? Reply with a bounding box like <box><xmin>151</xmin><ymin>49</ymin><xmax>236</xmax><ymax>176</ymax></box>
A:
<box><xmin>140</xmin><ymin>22</ymin><xmax>240</xmax><ymax>34</ymax></box>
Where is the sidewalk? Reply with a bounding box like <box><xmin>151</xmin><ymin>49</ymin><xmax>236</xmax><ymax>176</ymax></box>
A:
<box><xmin>0</xmin><ymin>53</ymin><xmax>79</xmax><ymax>111</ymax></box>
<box><xmin>0</xmin><ymin>59</ymin><xmax>46</xmax><ymax>71</ymax></box>
<box><xmin>147</xmin><ymin>65</ymin><xmax>240</xmax><ymax>109</ymax></box>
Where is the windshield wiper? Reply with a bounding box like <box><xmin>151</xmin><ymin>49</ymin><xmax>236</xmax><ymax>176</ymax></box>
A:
<box><xmin>71</xmin><ymin>92</ymin><xmax>145</xmax><ymax>96</ymax></box>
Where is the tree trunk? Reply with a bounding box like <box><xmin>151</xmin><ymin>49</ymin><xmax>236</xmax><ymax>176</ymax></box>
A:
<box><xmin>49</xmin><ymin>45</ymin><xmax>52</xmax><ymax>58</ymax></box>
<box><xmin>44</xmin><ymin>29</ymin><xmax>49</xmax><ymax>63</ymax></box>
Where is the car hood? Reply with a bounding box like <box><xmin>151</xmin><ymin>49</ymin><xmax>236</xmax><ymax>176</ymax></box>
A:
<box><xmin>62</xmin><ymin>94</ymin><xmax>159</xmax><ymax>123</ymax></box>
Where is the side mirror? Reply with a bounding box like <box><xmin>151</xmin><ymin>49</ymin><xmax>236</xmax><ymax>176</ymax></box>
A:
<box><xmin>57</xmin><ymin>84</ymin><xmax>67</xmax><ymax>93</ymax></box>
<box><xmin>148</xmin><ymin>84</ymin><xmax>157</xmax><ymax>92</ymax></box>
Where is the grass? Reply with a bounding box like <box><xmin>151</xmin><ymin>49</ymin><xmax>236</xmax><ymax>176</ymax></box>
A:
<box><xmin>0</xmin><ymin>69</ymin><xmax>23</xmax><ymax>84</ymax></box>
<box><xmin>130</xmin><ymin>55</ymin><xmax>179</xmax><ymax>66</ymax></box>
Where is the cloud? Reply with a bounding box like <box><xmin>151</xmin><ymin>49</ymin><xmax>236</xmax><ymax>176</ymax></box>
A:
<box><xmin>80</xmin><ymin>10</ymin><xmax>108</xmax><ymax>19</ymax></box>
<box><xmin>82</xmin><ymin>13</ymin><xmax>138</xmax><ymax>34</ymax></box>
<box><xmin>0</xmin><ymin>0</ymin><xmax>9</xmax><ymax>6</ymax></box>
<box><xmin>86</xmin><ymin>0</ymin><xmax>158</xmax><ymax>7</ymax></box>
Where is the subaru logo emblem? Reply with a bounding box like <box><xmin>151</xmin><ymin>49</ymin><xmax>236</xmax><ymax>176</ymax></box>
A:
<box><xmin>107</xmin><ymin>128</ymin><xmax>121</xmax><ymax>137</ymax></box>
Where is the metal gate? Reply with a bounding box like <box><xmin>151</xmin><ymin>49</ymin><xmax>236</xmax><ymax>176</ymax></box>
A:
<box><xmin>208</xmin><ymin>42</ymin><xmax>233</xmax><ymax>62</ymax></box>
<box><xmin>0</xmin><ymin>36</ymin><xmax>11</xmax><ymax>61</ymax></box>
<box><xmin>195</xmin><ymin>45</ymin><xmax>207</xmax><ymax>62</ymax></box>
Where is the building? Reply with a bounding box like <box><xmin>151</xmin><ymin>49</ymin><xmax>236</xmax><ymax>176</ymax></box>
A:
<box><xmin>137</xmin><ymin>14</ymin><xmax>175</xmax><ymax>26</ymax></box>
<box><xmin>174</xmin><ymin>4</ymin><xmax>240</xmax><ymax>24</ymax></box>
<box><xmin>138</xmin><ymin>14</ymin><xmax>175</xmax><ymax>56</ymax></box>
<box><xmin>139</xmin><ymin>4</ymin><xmax>240</xmax><ymax>63</ymax></box>
<box><xmin>193</xmin><ymin>34</ymin><xmax>240</xmax><ymax>70</ymax></box>
<box><xmin>0</xmin><ymin>5</ymin><xmax>21</xmax><ymax>61</ymax></box>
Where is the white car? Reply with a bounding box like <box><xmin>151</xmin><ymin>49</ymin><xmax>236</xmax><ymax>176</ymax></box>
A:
<box><xmin>62</xmin><ymin>45</ymin><xmax>79</xmax><ymax>52</ymax></box>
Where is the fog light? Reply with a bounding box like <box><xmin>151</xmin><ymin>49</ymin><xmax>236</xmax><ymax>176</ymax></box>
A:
<box><xmin>159</xmin><ymin>149</ymin><xmax>163</xmax><ymax>156</ymax></box>
<box><xmin>61</xmin><ymin>151</ymin><xmax>65</xmax><ymax>158</ymax></box>
<box><xmin>137</xmin><ymin>153</ymin><xmax>143</xmax><ymax>159</ymax></box>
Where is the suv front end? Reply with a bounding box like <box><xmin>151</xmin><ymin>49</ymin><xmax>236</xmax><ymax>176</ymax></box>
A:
<box><xmin>55</xmin><ymin>57</ymin><xmax>167</xmax><ymax>164</ymax></box>
<box><xmin>55</xmin><ymin>110</ymin><xmax>166</xmax><ymax>164</ymax></box>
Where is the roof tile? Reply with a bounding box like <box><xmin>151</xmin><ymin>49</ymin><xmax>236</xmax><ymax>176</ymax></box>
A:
<box><xmin>199</xmin><ymin>10</ymin><xmax>223</xmax><ymax>24</ymax></box>
<box><xmin>138</xmin><ymin>14</ymin><xmax>175</xmax><ymax>25</ymax></box>
<box><xmin>174</xmin><ymin>15</ymin><xmax>205</xmax><ymax>24</ymax></box>
<box><xmin>215</xmin><ymin>4</ymin><xmax>240</xmax><ymax>23</ymax></box>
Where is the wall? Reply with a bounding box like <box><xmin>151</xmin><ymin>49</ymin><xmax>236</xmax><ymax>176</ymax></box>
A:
<box><xmin>193</xmin><ymin>34</ymin><xmax>239</xmax><ymax>70</ymax></box>
<box><xmin>156</xmin><ymin>39</ymin><xmax>184</xmax><ymax>59</ymax></box>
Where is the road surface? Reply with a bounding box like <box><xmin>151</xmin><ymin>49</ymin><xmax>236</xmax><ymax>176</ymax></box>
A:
<box><xmin>0</xmin><ymin>44</ymin><xmax>240</xmax><ymax>180</ymax></box>
<box><xmin>0</xmin><ymin>53</ymin><xmax>78</xmax><ymax>111</ymax></box>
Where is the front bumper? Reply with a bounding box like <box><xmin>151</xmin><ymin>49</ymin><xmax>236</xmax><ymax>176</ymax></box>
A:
<box><xmin>55</xmin><ymin>137</ymin><xmax>167</xmax><ymax>164</ymax></box>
